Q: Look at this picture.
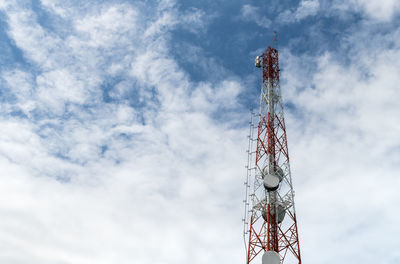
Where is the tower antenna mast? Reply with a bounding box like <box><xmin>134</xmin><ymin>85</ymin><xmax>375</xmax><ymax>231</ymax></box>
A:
<box><xmin>244</xmin><ymin>33</ymin><xmax>302</xmax><ymax>264</ymax></box>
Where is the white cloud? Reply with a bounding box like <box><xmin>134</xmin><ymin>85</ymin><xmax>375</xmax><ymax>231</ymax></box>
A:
<box><xmin>288</xmin><ymin>0</ymin><xmax>400</xmax><ymax>22</ymax></box>
<box><xmin>280</xmin><ymin>25</ymin><xmax>400</xmax><ymax>263</ymax></box>
<box><xmin>36</xmin><ymin>69</ymin><xmax>90</xmax><ymax>113</ymax></box>
<box><xmin>278</xmin><ymin>0</ymin><xmax>400</xmax><ymax>24</ymax></box>
<box><xmin>332</xmin><ymin>0</ymin><xmax>400</xmax><ymax>21</ymax></box>
<box><xmin>278</xmin><ymin>0</ymin><xmax>320</xmax><ymax>24</ymax></box>
<box><xmin>2</xmin><ymin>70</ymin><xmax>36</xmax><ymax>115</ymax></box>
<box><xmin>0</xmin><ymin>0</ymin><xmax>399</xmax><ymax>264</ymax></box>
<box><xmin>241</xmin><ymin>4</ymin><xmax>272</xmax><ymax>28</ymax></box>
<box><xmin>73</xmin><ymin>5</ymin><xmax>139</xmax><ymax>48</ymax></box>
<box><xmin>0</xmin><ymin>1</ymin><xmax>247</xmax><ymax>263</ymax></box>
<box><xmin>296</xmin><ymin>0</ymin><xmax>320</xmax><ymax>19</ymax></box>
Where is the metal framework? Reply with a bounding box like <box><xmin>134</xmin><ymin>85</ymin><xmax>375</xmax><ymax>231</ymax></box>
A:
<box><xmin>243</xmin><ymin>37</ymin><xmax>301</xmax><ymax>264</ymax></box>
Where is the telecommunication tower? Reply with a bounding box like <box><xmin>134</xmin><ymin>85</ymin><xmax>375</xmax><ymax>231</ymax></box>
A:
<box><xmin>243</xmin><ymin>34</ymin><xmax>302</xmax><ymax>264</ymax></box>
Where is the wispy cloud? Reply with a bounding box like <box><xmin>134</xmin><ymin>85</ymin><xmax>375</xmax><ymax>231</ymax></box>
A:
<box><xmin>332</xmin><ymin>0</ymin><xmax>400</xmax><ymax>21</ymax></box>
<box><xmin>241</xmin><ymin>4</ymin><xmax>272</xmax><ymax>28</ymax></box>
<box><xmin>0</xmin><ymin>0</ymin><xmax>399</xmax><ymax>263</ymax></box>
<box><xmin>278</xmin><ymin>0</ymin><xmax>320</xmax><ymax>24</ymax></box>
<box><xmin>280</xmin><ymin>21</ymin><xmax>400</xmax><ymax>263</ymax></box>
<box><xmin>0</xmin><ymin>1</ymin><xmax>246</xmax><ymax>263</ymax></box>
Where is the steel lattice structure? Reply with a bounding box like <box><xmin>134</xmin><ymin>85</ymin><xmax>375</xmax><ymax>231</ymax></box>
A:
<box><xmin>243</xmin><ymin>38</ymin><xmax>301</xmax><ymax>264</ymax></box>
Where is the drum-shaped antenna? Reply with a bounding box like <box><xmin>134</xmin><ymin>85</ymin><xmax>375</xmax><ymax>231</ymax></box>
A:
<box><xmin>262</xmin><ymin>250</ymin><xmax>280</xmax><ymax>264</ymax></box>
<box><xmin>262</xmin><ymin>165</ymin><xmax>284</xmax><ymax>191</ymax></box>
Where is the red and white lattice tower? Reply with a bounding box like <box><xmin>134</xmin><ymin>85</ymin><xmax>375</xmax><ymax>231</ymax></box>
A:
<box><xmin>243</xmin><ymin>35</ymin><xmax>302</xmax><ymax>264</ymax></box>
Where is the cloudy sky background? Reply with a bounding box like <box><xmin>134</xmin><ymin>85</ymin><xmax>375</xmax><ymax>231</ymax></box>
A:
<box><xmin>0</xmin><ymin>0</ymin><xmax>399</xmax><ymax>263</ymax></box>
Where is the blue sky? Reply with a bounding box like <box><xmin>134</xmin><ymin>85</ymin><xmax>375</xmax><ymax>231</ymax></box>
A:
<box><xmin>0</xmin><ymin>0</ymin><xmax>399</xmax><ymax>263</ymax></box>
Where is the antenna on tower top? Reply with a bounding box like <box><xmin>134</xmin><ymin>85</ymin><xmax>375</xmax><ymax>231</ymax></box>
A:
<box><xmin>273</xmin><ymin>31</ymin><xmax>277</xmax><ymax>49</ymax></box>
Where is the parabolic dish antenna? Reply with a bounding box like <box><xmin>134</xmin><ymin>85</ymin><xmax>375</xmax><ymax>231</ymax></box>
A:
<box><xmin>262</xmin><ymin>166</ymin><xmax>284</xmax><ymax>191</ymax></box>
<box><xmin>261</xmin><ymin>203</ymin><xmax>286</xmax><ymax>223</ymax></box>
<box><xmin>263</xmin><ymin>174</ymin><xmax>280</xmax><ymax>190</ymax></box>
<box><xmin>262</xmin><ymin>250</ymin><xmax>280</xmax><ymax>264</ymax></box>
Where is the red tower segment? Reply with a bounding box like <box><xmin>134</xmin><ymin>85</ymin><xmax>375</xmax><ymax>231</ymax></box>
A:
<box><xmin>243</xmin><ymin>39</ymin><xmax>301</xmax><ymax>264</ymax></box>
